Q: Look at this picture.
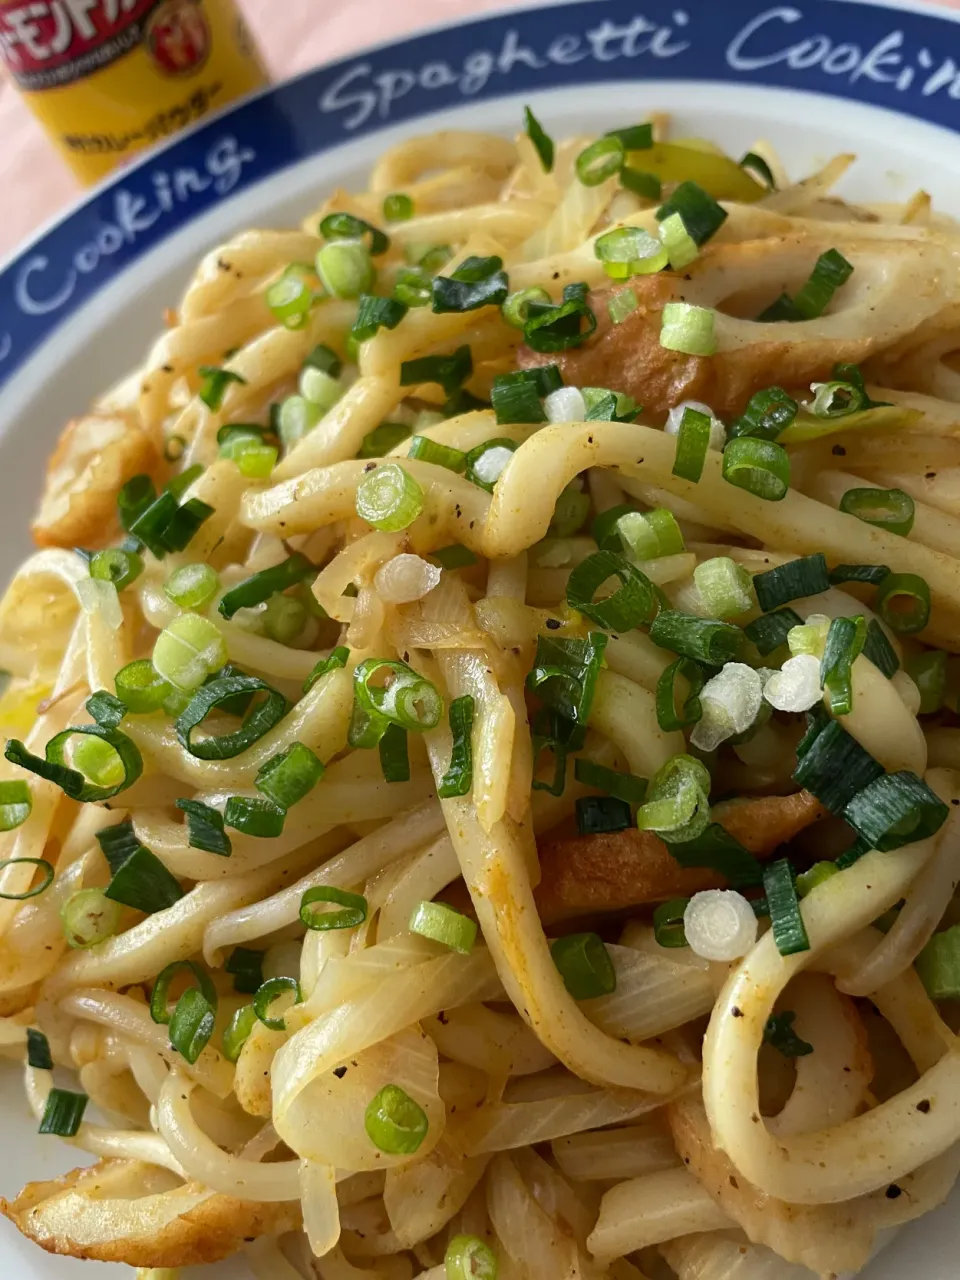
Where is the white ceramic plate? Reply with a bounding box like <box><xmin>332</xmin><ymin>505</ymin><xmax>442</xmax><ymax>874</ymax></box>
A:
<box><xmin>2</xmin><ymin>0</ymin><xmax>960</xmax><ymax>1273</ymax></box>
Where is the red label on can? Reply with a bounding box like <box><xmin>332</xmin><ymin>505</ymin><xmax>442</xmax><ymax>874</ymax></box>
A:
<box><xmin>0</xmin><ymin>0</ymin><xmax>165</xmax><ymax>90</ymax></box>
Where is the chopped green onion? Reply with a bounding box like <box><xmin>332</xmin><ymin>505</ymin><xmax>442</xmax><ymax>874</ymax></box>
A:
<box><xmin>793</xmin><ymin>717</ymin><xmax>883</xmax><ymax>814</ymax></box>
<box><xmin>400</xmin><ymin>346</ymin><xmax>472</xmax><ymax>395</ymax></box>
<box><xmin>39</xmin><ymin>1088</ymin><xmax>87</xmax><ymax>1137</ymax></box>
<box><xmin>876</xmin><ymin>572</ymin><xmax>931</xmax><ymax>635</ymax></box>
<box><xmin>638</xmin><ymin>754</ymin><xmax>711</xmax><ymax>844</ymax></box>
<box><xmin>409</xmin><ymin>900</ymin><xmax>477</xmax><ymax>953</ymax></box>
<box><xmin>753</xmin><ymin>554</ymin><xmax>829</xmax><ymax>611</ymax></box>
<box><xmin>844</xmin><ymin>770</ymin><xmax>948</xmax><ymax>851</ymax></box>
<box><xmin>593</xmin><ymin>503</ymin><xmax>635</xmax><ymax>551</ymax></box>
<box><xmin>764</xmin><ymin>1010</ymin><xmax>813</xmax><ymax>1057</ymax></box>
<box><xmin>607</xmin><ymin>288</ymin><xmax>639</xmax><ymax>326</ymax></box>
<box><xmin>758</xmin><ymin>248</ymin><xmax>853</xmax><ymax>322</ymax></box>
<box><xmin>531</xmin><ymin>708</ymin><xmax>574</xmax><ymax>797</ymax></box>
<box><xmin>907</xmin><ymin>650</ymin><xmax>946</xmax><ymax>713</ymax></box>
<box><xmin>656</xmin><ymin>657</ymin><xmax>705</xmax><ymax>731</ymax></box>
<box><xmin>573</xmin><ymin>758</ymin><xmax>647</xmax><ymax>804</ymax></box>
<box><xmin>728</xmin><ymin>387</ymin><xmax>797</xmax><ymax>442</ymax></box>
<box><xmin>198</xmin><ymin>365</ymin><xmax>247</xmax><ymax>410</ymax></box>
<box><xmin>549</xmin><ymin>482</ymin><xmax>591</xmax><ymax>538</ymax></box>
<box><xmin>616</xmin><ymin>508</ymin><xmax>684</xmax><ymax>561</ymax></box>
<box><xmin>621</xmin><ymin>167</ymin><xmax>662</xmax><ymax>200</ymax></box>
<box><xmin>320</xmin><ymin>212</ymin><xmax>389</xmax><ymax>256</ymax></box>
<box><xmin>915</xmin><ymin>923</ymin><xmax>960</xmax><ymax>1000</ymax></box>
<box><xmin>117</xmin><ymin>474</ymin><xmax>156</xmax><ymax>531</ymax></box>
<box><xmin>176</xmin><ymin>798</ymin><xmax>231</xmax><ymax>857</ymax></box>
<box><xmin>356</xmin><ymin>463</ymin><xmax>425</xmax><ymax>531</ymax></box>
<box><xmin>300</xmin><ymin>885</ymin><xmax>368</xmax><ymax>931</ymax></box>
<box><xmin>658</xmin><ymin>212</ymin><xmax>698</xmax><ymax>270</ymax></box>
<box><xmin>115</xmin><ymin>659</ymin><xmax>172</xmax><ymax>714</ymax></box>
<box><xmin>365</xmin><ymin>1083</ymin><xmax>429</xmax><ymax>1154</ymax></box>
<box><xmin>653</xmin><ymin>898</ymin><xmax>689</xmax><ymax>948</ymax></box>
<box><xmin>176</xmin><ymin>673</ymin><xmax>287</xmax><ymax>760</ymax></box>
<box><xmin>351</xmin><ymin>294</ymin><xmax>408</xmax><ymax>346</ymax></box>
<box><xmin>551</xmin><ymin>932</ymin><xmax>616</xmax><ymax>998</ymax></box>
<box><xmin>526</xmin><ymin>632</ymin><xmax>607</xmax><ymax>751</ymax></box>
<box><xmin>153</xmin><ymin>613</ymin><xmax>227</xmax><ymax>693</ymax></box>
<box><xmin>7</xmin><ymin>723</ymin><xmax>142</xmax><ymax>804</ymax></box>
<box><xmin>490</xmin><ymin>375</ymin><xmax>546</xmax><ymax>426</ymax></box>
<box><xmin>744</xmin><ymin>607</ymin><xmax>804</xmax><ymax>656</ymax></box>
<box><xmin>694</xmin><ymin>557</ymin><xmax>754</xmax><ymax>619</ymax></box>
<box><xmin>606</xmin><ymin>122</ymin><xmax>654</xmax><ymax>149</ymax></box>
<box><xmin>60</xmin><ymin>888</ymin><xmax>120</xmax><ymax>949</ymax></box>
<box><xmin>383</xmin><ymin>193</ymin><xmax>414</xmax><ymax>222</ymax></box>
<box><xmin>351</xmin><ymin>659</ymin><xmax>443</xmax><ymax>746</ymax></box>
<box><xmin>722</xmin><ymin>437</ymin><xmax>790</xmax><ymax>501</ymax></box>
<box><xmin>829</xmin><ymin>563</ymin><xmax>890</xmax><ymax>587</ymax></box>
<box><xmin>660</xmin><ymin>303</ymin><xmax>717</xmax><ymax>357</ymax></box>
<box><xmin>256</xmin><ymin>741</ymin><xmax>324</xmax><ymax>809</ymax></box>
<box><xmin>566</xmin><ymin>550</ymin><xmax>660</xmax><ymax>631</ymax></box>
<box><xmin>411</xmin><ymin>243</ymin><xmax>453</xmax><ymax>273</ymax></box>
<box><xmin>102</xmin><ymin>843</ymin><xmax>177</xmax><ymax>913</ymax></box>
<box><xmin>840</xmin><ymin>487</ymin><xmax>915</xmax><ymax>537</ymax></box>
<box><xmin>524</xmin><ymin>105</ymin><xmax>554</xmax><ymax>171</ymax></box>
<box><xmin>378</xmin><ymin>723</ymin><xmax>410</xmax><ymax>783</ymax></box>
<box><xmin>576</xmin><ymin>795</ymin><xmax>632</xmax><ymax>834</ymax></box>
<box><xmin>0</xmin><ymin>780</ymin><xmax>30</xmax><ymax>832</ymax></box>
<box><xmin>393</xmin><ymin>267</ymin><xmax>431</xmax><ymax>308</ymax></box>
<box><xmin>72</xmin><ymin>734</ymin><xmax>125</xmax><ymax>788</ymax></box>
<box><xmin>796</xmin><ymin>861</ymin><xmax>839</xmax><ymax>897</ymax></box>
<box><xmin>502</xmin><ymin>286</ymin><xmax>551</xmax><ymax>329</ymax></box>
<box><xmin>27</xmin><ymin>1028</ymin><xmax>52</xmax><ymax>1071</ymax></box>
<box><xmin>764</xmin><ymin>859</ymin><xmax>809</xmax><ymax>956</ymax></box>
<box><xmin>523</xmin><ymin>283</ymin><xmax>597</xmax><ymax>353</ymax></box>
<box><xmin>168</xmin><ymin>987</ymin><xmax>216</xmax><ymax>1064</ymax></box>
<box><xmin>300</xmin><ymin>366</ymin><xmax>343</xmax><ymax>411</ymax></box>
<box><xmin>359</xmin><ymin>422</ymin><xmax>411</xmax><ymax>458</ymax></box>
<box><xmin>224</xmin><ymin>795</ymin><xmax>285</xmax><ymax>838</ymax></box>
<box><xmin>261</xmin><ymin>593</ymin><xmax>306</xmax><ymax>645</ymax></box>
<box><xmin>303</xmin><ymin>646</ymin><xmax>350</xmax><ymax>695</ymax></box>
<box><xmin>253</xmin><ymin>975</ymin><xmax>301</xmax><ymax>1031</ymax></box>
<box><xmin>0</xmin><ymin>857</ymin><xmax>53</xmax><ymax>900</ymax></box>
<box><xmin>820</xmin><ymin>615</ymin><xmax>865</xmax><ymax>716</ymax></box>
<box><xmin>128</xmin><ymin>487</ymin><xmax>213</xmax><ymax>559</ymax></box>
<box><xmin>90</xmin><ymin>547</ymin><xmax>142</xmax><ymax>591</ymax></box>
<box><xmin>445</xmin><ymin>1234</ymin><xmax>498</xmax><ymax>1280</ymax></box>
<box><xmin>150</xmin><ymin>959</ymin><xmax>217</xmax><ymax>1026</ymax></box>
<box><xmin>464</xmin><ymin>438</ymin><xmax>517</xmax><ymax>492</ymax></box>
<box><xmin>277</xmin><ymin>395</ymin><xmax>322</xmax><ymax>449</ymax></box>
<box><xmin>223</xmin><ymin>1004</ymin><xmax>257</xmax><ymax>1062</ymax></box>
<box><xmin>438</xmin><ymin>696</ymin><xmax>475</xmax><ymax>799</ymax></box>
<box><xmin>594</xmin><ymin>226</ymin><xmax>667</xmax><ymax>280</ymax></box>
<box><xmin>656</xmin><ymin>181</ymin><xmax>727</xmax><ymax>245</ymax></box>
<box><xmin>649</xmin><ymin>610</ymin><xmax>742</xmax><ymax>665</ymax></box>
<box><xmin>225</xmin><ymin>945</ymin><xmax>263</xmax><ymax>994</ymax></box>
<box><xmin>164</xmin><ymin>563</ymin><xmax>219</xmax><ymax>610</ymax></box>
<box><xmin>809</xmin><ymin>379</ymin><xmax>866</xmax><ymax>418</ymax></box>
<box><xmin>740</xmin><ymin>151</ymin><xmax>777</xmax><ymax>187</ymax></box>
<box><xmin>672</xmin><ymin>406</ymin><xmax>711</xmax><ymax>482</ymax></box>
<box><xmin>576</xmin><ymin>136</ymin><xmax>624</xmax><ymax>186</ymax></box>
<box><xmin>218</xmin><ymin>553</ymin><xmax>312</xmax><ymax>621</ymax></box>
<box><xmin>266</xmin><ymin>269</ymin><xmax>313</xmax><ymax>329</ymax></box>
<box><xmin>236</xmin><ymin>444</ymin><xmax>278</xmax><ymax>478</ymax></box>
<box><xmin>315</xmin><ymin>239</ymin><xmax>375</xmax><ymax>298</ymax></box>
<box><xmin>862</xmin><ymin>619</ymin><xmax>900</xmax><ymax>679</ymax></box>
<box><xmin>432</xmin><ymin>257</ymin><xmax>509</xmax><ymax>313</ymax></box>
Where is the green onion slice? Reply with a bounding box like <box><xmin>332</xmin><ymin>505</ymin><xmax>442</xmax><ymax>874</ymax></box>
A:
<box><xmin>656</xmin><ymin>181</ymin><xmax>727</xmax><ymax>245</ymax></box>
<box><xmin>524</xmin><ymin>105</ymin><xmax>554</xmax><ymax>172</ymax></box>
<box><xmin>669</xmin><ymin>822</ymin><xmax>763</xmax><ymax>887</ymax></box>
<box><xmin>356</xmin><ymin>463</ymin><xmax>425</xmax><ymax>531</ymax></box>
<box><xmin>400</xmin><ymin>346</ymin><xmax>472</xmax><ymax>395</ymax></box>
<box><xmin>744</xmin><ymin>607</ymin><xmax>804</xmax><ymax>656</ymax></box>
<box><xmin>523</xmin><ymin>283</ymin><xmax>597</xmax><ymax>354</ymax></box>
<box><xmin>728</xmin><ymin>386</ymin><xmax>797</xmax><ymax>442</ymax></box>
<box><xmin>793</xmin><ymin>716</ymin><xmax>883</xmax><ymax>815</ymax></box>
<box><xmin>407</xmin><ymin>436</ymin><xmax>468</xmax><ymax>473</ymax></box>
<box><xmin>594</xmin><ymin>226</ymin><xmax>667</xmax><ymax>279</ymax></box>
<box><xmin>660</xmin><ymin>302</ymin><xmax>716</xmax><ymax>357</ymax></box>
<box><xmin>0</xmin><ymin>780</ymin><xmax>31</xmax><ymax>833</ymax></box>
<box><xmin>198</xmin><ymin>365</ymin><xmax>247</xmax><ymax>410</ymax></box>
<box><xmin>300</xmin><ymin>885</ymin><xmax>368</xmax><ymax>931</ymax></box>
<box><xmin>6</xmin><ymin>723</ymin><xmax>142</xmax><ymax>803</ymax></box>
<box><xmin>840</xmin><ymin>487</ymin><xmax>915</xmax><ymax>537</ymax></box>
<box><xmin>253</xmin><ymin>975</ymin><xmax>301</xmax><ymax>1030</ymax></box>
<box><xmin>526</xmin><ymin>633</ymin><xmax>607</xmax><ymax>751</ymax></box>
<box><xmin>150</xmin><ymin>960</ymin><xmax>217</xmax><ymax>1026</ymax></box>
<box><xmin>566</xmin><ymin>550</ymin><xmax>660</xmax><ymax>632</ymax></box>
<box><xmin>653</xmin><ymin>898</ymin><xmax>689</xmax><ymax>947</ymax></box>
<box><xmin>319</xmin><ymin>211</ymin><xmax>389</xmax><ymax>256</ymax></box>
<box><xmin>39</xmin><ymin>1088</ymin><xmax>87</xmax><ymax>1137</ymax></box>
<box><xmin>764</xmin><ymin>858</ymin><xmax>810</xmax><ymax>956</ymax></box>
<box><xmin>90</xmin><ymin>547</ymin><xmax>143</xmax><ymax>591</ymax></box>
<box><xmin>351</xmin><ymin>294</ymin><xmax>408</xmax><ymax>345</ymax></box>
<box><xmin>224</xmin><ymin>795</ymin><xmax>285</xmax><ymax>837</ymax></box>
<box><xmin>226</xmin><ymin>946</ymin><xmax>264</xmax><ymax>994</ymax></box>
<box><xmin>576</xmin><ymin>136</ymin><xmax>624</xmax><ymax>186</ymax></box>
<box><xmin>764</xmin><ymin>1010</ymin><xmax>813</xmax><ymax>1057</ymax></box>
<box><xmin>862</xmin><ymin>618</ymin><xmax>900</xmax><ymax>679</ymax></box>
<box><xmin>438</xmin><ymin>696</ymin><xmax>475</xmax><ymax>799</ymax></box>
<box><xmin>907</xmin><ymin>649</ymin><xmax>945</xmax><ymax>713</ymax></box>
<box><xmin>550</xmin><ymin>932</ymin><xmax>617</xmax><ymax>999</ymax></box>
<box><xmin>502</xmin><ymin>286</ymin><xmax>551</xmax><ymax>329</ymax></box>
<box><xmin>365</xmin><ymin>1083</ymin><xmax>429</xmax><ymax>1154</ymax></box>
<box><xmin>378</xmin><ymin>724</ymin><xmax>410</xmax><ymax>783</ymax></box>
<box><xmin>223</xmin><ymin>1004</ymin><xmax>258</xmax><ymax>1062</ymax></box>
<box><xmin>444</xmin><ymin>1234</ymin><xmax>498</xmax><ymax>1280</ymax></box>
<box><xmin>165</xmin><ymin>563</ymin><xmax>220</xmax><ymax>610</ymax></box>
<box><xmin>464</xmin><ymin>438</ymin><xmax>518</xmax><ymax>492</ymax></box>
<box><xmin>115</xmin><ymin>659</ymin><xmax>173</xmax><ymax>714</ymax></box>
<box><xmin>0</xmin><ymin>857</ymin><xmax>53</xmax><ymax>900</ymax></box>
<box><xmin>829</xmin><ymin>563</ymin><xmax>890</xmax><ymax>587</ymax></box>
<box><xmin>409</xmin><ymin>900</ymin><xmax>477</xmax><ymax>953</ymax></box>
<box><xmin>60</xmin><ymin>888</ymin><xmax>120</xmax><ymax>949</ymax></box>
<box><xmin>916</xmin><ymin>924</ymin><xmax>960</xmax><ymax>1000</ymax></box>
<box><xmin>432</xmin><ymin>257</ymin><xmax>509</xmax><ymax>314</ymax></box>
<box><xmin>352</xmin><ymin>659</ymin><xmax>443</xmax><ymax>743</ymax></box>
<box><xmin>256</xmin><ymin>742</ymin><xmax>324</xmax><ymax>809</ymax></box>
<box><xmin>383</xmin><ymin>193</ymin><xmax>414</xmax><ymax>222</ymax></box>
<box><xmin>672</xmin><ymin>407</ymin><xmax>711</xmax><ymax>483</ymax></box>
<box><xmin>175</xmin><ymin>674</ymin><xmax>287</xmax><ymax>761</ymax></box>
<box><xmin>753</xmin><ymin>554</ymin><xmax>829</xmax><ymax>611</ymax></box>
<box><xmin>649</xmin><ymin>610</ymin><xmax>742</xmax><ymax>665</ymax></box>
<box><xmin>27</xmin><ymin>1028</ymin><xmax>52</xmax><ymax>1071</ymax></box>
<box><xmin>875</xmin><ymin>572</ymin><xmax>931</xmax><ymax>635</ymax></box>
<box><xmin>820</xmin><ymin>615</ymin><xmax>865</xmax><ymax>716</ymax></box>
<box><xmin>175</xmin><ymin>798</ymin><xmax>232</xmax><ymax>857</ymax></box>
<box><xmin>722</xmin><ymin>437</ymin><xmax>790</xmax><ymax>501</ymax></box>
<box><xmin>491</xmin><ymin>374</ymin><xmax>546</xmax><ymax>426</ymax></box>
<box><xmin>843</xmin><ymin>770</ymin><xmax>948</xmax><ymax>852</ymax></box>
<box><xmin>656</xmin><ymin>657</ymin><xmax>705</xmax><ymax>731</ymax></box>
<box><xmin>573</xmin><ymin>758</ymin><xmax>647</xmax><ymax>805</ymax></box>
<box><xmin>576</xmin><ymin>795</ymin><xmax>632</xmax><ymax>834</ymax></box>
<box><xmin>169</xmin><ymin>987</ymin><xmax>216</xmax><ymax>1064</ymax></box>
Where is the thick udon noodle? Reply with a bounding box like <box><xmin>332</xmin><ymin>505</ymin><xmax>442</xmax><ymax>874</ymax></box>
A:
<box><xmin>0</xmin><ymin>117</ymin><xmax>959</xmax><ymax>1280</ymax></box>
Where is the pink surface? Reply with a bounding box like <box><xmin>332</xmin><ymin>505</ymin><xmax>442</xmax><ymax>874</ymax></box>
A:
<box><xmin>0</xmin><ymin>0</ymin><xmax>509</xmax><ymax>261</ymax></box>
<box><xmin>1</xmin><ymin>0</ymin><xmax>958</xmax><ymax>261</ymax></box>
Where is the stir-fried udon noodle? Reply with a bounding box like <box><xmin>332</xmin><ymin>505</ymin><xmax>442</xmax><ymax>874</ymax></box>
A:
<box><xmin>2</xmin><ymin>111</ymin><xmax>960</xmax><ymax>1280</ymax></box>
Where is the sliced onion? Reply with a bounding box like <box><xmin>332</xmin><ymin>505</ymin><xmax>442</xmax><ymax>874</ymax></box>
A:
<box><xmin>374</xmin><ymin>553</ymin><xmax>442</xmax><ymax>604</ymax></box>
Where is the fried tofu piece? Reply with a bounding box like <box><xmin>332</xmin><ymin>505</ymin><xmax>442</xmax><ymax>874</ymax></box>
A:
<box><xmin>535</xmin><ymin>790</ymin><xmax>825</xmax><ymax>924</ymax></box>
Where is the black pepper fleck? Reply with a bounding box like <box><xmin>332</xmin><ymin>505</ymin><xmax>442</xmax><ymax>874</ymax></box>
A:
<box><xmin>832</xmin><ymin>445</ymin><xmax>846</xmax><ymax>456</ymax></box>
<box><xmin>917</xmin><ymin>1099</ymin><xmax>931</xmax><ymax>1113</ymax></box>
<box><xmin>333</xmin><ymin>1066</ymin><xmax>347</xmax><ymax>1079</ymax></box>
<box><xmin>545</xmin><ymin>618</ymin><xmax>561</xmax><ymax>630</ymax></box>
<box><xmin>732</xmin><ymin>1007</ymin><xmax>744</xmax><ymax>1018</ymax></box>
<box><xmin>885</xmin><ymin>1185</ymin><xmax>902</xmax><ymax>1200</ymax></box>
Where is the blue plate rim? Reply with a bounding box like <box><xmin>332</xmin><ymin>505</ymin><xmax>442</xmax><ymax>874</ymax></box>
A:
<box><xmin>2</xmin><ymin>0</ymin><xmax>960</xmax><ymax>391</ymax></box>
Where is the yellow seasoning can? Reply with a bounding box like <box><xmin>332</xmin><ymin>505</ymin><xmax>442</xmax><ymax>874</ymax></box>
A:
<box><xmin>0</xmin><ymin>0</ymin><xmax>269</xmax><ymax>185</ymax></box>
